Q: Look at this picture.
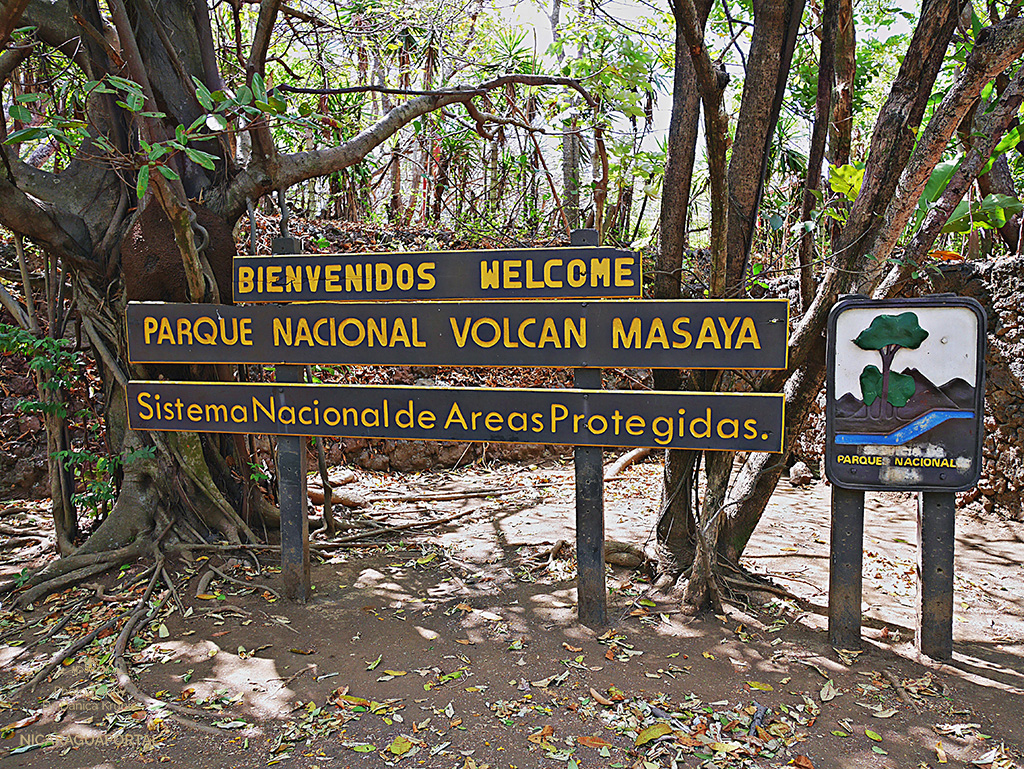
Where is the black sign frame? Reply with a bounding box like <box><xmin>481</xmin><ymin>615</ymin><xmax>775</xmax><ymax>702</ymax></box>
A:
<box><xmin>825</xmin><ymin>295</ymin><xmax>986</xmax><ymax>492</ymax></box>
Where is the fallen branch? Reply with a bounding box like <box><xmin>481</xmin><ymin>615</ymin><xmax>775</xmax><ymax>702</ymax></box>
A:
<box><xmin>884</xmin><ymin>669</ymin><xmax>922</xmax><ymax>713</ymax></box>
<box><xmin>364</xmin><ymin>486</ymin><xmax>528</xmax><ymax>504</ymax></box>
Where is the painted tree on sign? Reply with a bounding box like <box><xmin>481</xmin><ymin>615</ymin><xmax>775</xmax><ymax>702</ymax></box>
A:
<box><xmin>854</xmin><ymin>313</ymin><xmax>928</xmax><ymax>418</ymax></box>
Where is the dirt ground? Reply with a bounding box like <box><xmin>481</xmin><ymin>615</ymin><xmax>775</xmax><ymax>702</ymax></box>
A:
<box><xmin>1</xmin><ymin>457</ymin><xmax>1023</xmax><ymax>769</ymax></box>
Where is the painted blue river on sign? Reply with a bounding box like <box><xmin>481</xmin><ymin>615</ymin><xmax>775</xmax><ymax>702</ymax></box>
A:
<box><xmin>834</xmin><ymin>410</ymin><xmax>975</xmax><ymax>446</ymax></box>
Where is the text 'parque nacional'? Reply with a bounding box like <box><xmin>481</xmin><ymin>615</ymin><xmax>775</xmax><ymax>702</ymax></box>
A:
<box><xmin>126</xmin><ymin>299</ymin><xmax>789</xmax><ymax>369</ymax></box>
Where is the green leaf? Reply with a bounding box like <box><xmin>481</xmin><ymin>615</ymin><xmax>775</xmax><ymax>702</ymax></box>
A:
<box><xmin>192</xmin><ymin>76</ymin><xmax>214</xmax><ymax>110</ymax></box>
<box><xmin>350</xmin><ymin>744</ymin><xmax>376</xmax><ymax>752</ymax></box>
<box><xmin>156</xmin><ymin>165</ymin><xmax>180</xmax><ymax>181</ymax></box>
<box><xmin>8</xmin><ymin>103</ymin><xmax>31</xmax><ymax>122</ymax></box>
<box><xmin>387</xmin><ymin>735</ymin><xmax>413</xmax><ymax>755</ymax></box>
<box><xmin>183</xmin><ymin>147</ymin><xmax>217</xmax><ymax>170</ymax></box>
<box><xmin>236</xmin><ymin>85</ymin><xmax>253</xmax><ymax>105</ymax></box>
<box><xmin>3</xmin><ymin>126</ymin><xmax>48</xmax><ymax>144</ymax></box>
<box><xmin>367</xmin><ymin>654</ymin><xmax>382</xmax><ymax>670</ymax></box>
<box><xmin>136</xmin><ymin>164</ymin><xmax>150</xmax><ymax>199</ymax></box>
<box><xmin>829</xmin><ymin>163</ymin><xmax>865</xmax><ymax>202</ymax></box>
<box><xmin>635</xmin><ymin>723</ymin><xmax>673</xmax><ymax>746</ymax></box>
<box><xmin>865</xmin><ymin>729</ymin><xmax>882</xmax><ymax>741</ymax></box>
<box><xmin>251</xmin><ymin>72</ymin><xmax>267</xmax><ymax>103</ymax></box>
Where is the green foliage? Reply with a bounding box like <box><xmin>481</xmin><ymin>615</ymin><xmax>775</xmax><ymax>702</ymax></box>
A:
<box><xmin>886</xmin><ymin>370</ymin><xmax>916</xmax><ymax>407</ymax></box>
<box><xmin>51</xmin><ymin>445</ymin><xmax>155</xmax><ymax>520</ymax></box>
<box><xmin>854</xmin><ymin>312</ymin><xmax>929</xmax><ymax>352</ymax></box>
<box><xmin>860</xmin><ymin>365</ymin><xmax>882</xmax><ymax>406</ymax></box>
<box><xmin>829</xmin><ymin>163</ymin><xmax>865</xmax><ymax>202</ymax></box>
<box><xmin>941</xmin><ymin>193</ymin><xmax>1024</xmax><ymax>234</ymax></box>
<box><xmin>0</xmin><ymin>324</ymin><xmax>82</xmax><ymax>419</ymax></box>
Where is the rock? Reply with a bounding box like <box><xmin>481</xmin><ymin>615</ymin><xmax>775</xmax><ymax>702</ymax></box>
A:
<box><xmin>788</xmin><ymin>461</ymin><xmax>814</xmax><ymax>487</ymax></box>
<box><xmin>605</xmin><ymin>551</ymin><xmax>643</xmax><ymax>568</ymax></box>
<box><xmin>328</xmin><ymin>468</ymin><xmax>357</xmax><ymax>487</ymax></box>
<box><xmin>308</xmin><ymin>486</ymin><xmax>367</xmax><ymax>508</ymax></box>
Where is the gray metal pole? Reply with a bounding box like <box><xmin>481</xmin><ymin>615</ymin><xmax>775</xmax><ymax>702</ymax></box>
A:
<box><xmin>828</xmin><ymin>486</ymin><xmax>865</xmax><ymax>649</ymax></box>
<box><xmin>272</xmin><ymin>234</ymin><xmax>309</xmax><ymax>601</ymax></box>
<box><xmin>571</xmin><ymin>228</ymin><xmax>606</xmax><ymax>628</ymax></box>
<box><xmin>917</xmin><ymin>491</ymin><xmax>955</xmax><ymax>660</ymax></box>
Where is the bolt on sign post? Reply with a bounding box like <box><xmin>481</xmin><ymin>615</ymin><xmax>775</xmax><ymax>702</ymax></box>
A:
<box><xmin>825</xmin><ymin>295</ymin><xmax>986</xmax><ymax>659</ymax></box>
<box><xmin>125</xmin><ymin>232</ymin><xmax>790</xmax><ymax>625</ymax></box>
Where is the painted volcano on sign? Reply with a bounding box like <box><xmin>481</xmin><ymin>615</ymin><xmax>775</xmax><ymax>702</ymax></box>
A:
<box><xmin>834</xmin><ymin>368</ymin><xmax>976</xmax><ymax>445</ymax></box>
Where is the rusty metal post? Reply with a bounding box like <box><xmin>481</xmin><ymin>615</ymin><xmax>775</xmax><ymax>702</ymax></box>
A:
<box><xmin>828</xmin><ymin>486</ymin><xmax>864</xmax><ymax>649</ymax></box>
<box><xmin>918</xmin><ymin>492</ymin><xmax>955</xmax><ymax>659</ymax></box>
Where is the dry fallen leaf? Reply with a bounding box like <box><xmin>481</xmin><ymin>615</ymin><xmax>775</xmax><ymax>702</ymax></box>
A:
<box><xmin>790</xmin><ymin>756</ymin><xmax>815</xmax><ymax>769</ymax></box>
<box><xmin>577</xmin><ymin>735</ymin><xmax>611</xmax><ymax>748</ymax></box>
<box><xmin>936</xmin><ymin>741</ymin><xmax>947</xmax><ymax>764</ymax></box>
<box><xmin>820</xmin><ymin>679</ymin><xmax>839</xmax><ymax>702</ymax></box>
<box><xmin>589</xmin><ymin>687</ymin><xmax>613</xmax><ymax>706</ymax></box>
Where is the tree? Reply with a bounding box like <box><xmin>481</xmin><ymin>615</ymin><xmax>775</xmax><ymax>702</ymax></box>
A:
<box><xmin>655</xmin><ymin>0</ymin><xmax>1024</xmax><ymax>611</ymax></box>
<box><xmin>854</xmin><ymin>312</ymin><xmax>928</xmax><ymax>417</ymax></box>
<box><xmin>0</xmin><ymin>0</ymin><xmax>607</xmax><ymax>603</ymax></box>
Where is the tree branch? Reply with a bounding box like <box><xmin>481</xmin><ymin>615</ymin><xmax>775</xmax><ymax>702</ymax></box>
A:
<box><xmin>673</xmin><ymin>0</ymin><xmax>729</xmax><ymax>295</ymax></box>
<box><xmin>222</xmin><ymin>75</ymin><xmax>598</xmax><ymax>220</ymax></box>
<box><xmin>776</xmin><ymin>0</ymin><xmax>965</xmax><ymax>388</ymax></box>
<box><xmin>245</xmin><ymin>0</ymin><xmax>281</xmax><ymax>159</ymax></box>
<box><xmin>0</xmin><ymin>0</ymin><xmax>29</xmax><ymax>48</ymax></box>
<box><xmin>864</xmin><ymin>16</ymin><xmax>1024</xmax><ymax>277</ymax></box>
<box><xmin>875</xmin><ymin>54</ymin><xmax>1024</xmax><ymax>296</ymax></box>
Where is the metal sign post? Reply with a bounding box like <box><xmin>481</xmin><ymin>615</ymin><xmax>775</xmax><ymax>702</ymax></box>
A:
<box><xmin>571</xmin><ymin>229</ymin><xmax>606</xmax><ymax>628</ymax></box>
<box><xmin>825</xmin><ymin>295</ymin><xmax>986</xmax><ymax>659</ymax></box>
<box><xmin>272</xmin><ymin>235</ymin><xmax>310</xmax><ymax>602</ymax></box>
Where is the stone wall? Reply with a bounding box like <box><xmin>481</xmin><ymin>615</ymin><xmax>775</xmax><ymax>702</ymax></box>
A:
<box><xmin>0</xmin><ymin>373</ymin><xmax>48</xmax><ymax>498</ymax></box>
<box><xmin>927</xmin><ymin>259</ymin><xmax>1024</xmax><ymax>519</ymax></box>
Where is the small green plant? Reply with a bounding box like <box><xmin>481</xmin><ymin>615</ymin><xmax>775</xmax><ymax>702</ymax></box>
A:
<box><xmin>52</xmin><ymin>445</ymin><xmax>156</xmax><ymax>520</ymax></box>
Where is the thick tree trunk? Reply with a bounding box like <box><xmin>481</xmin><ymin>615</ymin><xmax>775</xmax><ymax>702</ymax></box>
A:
<box><xmin>724</xmin><ymin>0</ymin><xmax>806</xmax><ymax>296</ymax></box>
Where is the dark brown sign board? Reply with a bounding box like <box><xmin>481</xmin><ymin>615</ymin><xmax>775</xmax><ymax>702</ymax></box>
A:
<box><xmin>126</xmin><ymin>299</ymin><xmax>789</xmax><ymax>370</ymax></box>
<box><xmin>126</xmin><ymin>381</ymin><xmax>786</xmax><ymax>453</ymax></box>
<box><xmin>233</xmin><ymin>247</ymin><xmax>642</xmax><ymax>302</ymax></box>
<box><xmin>825</xmin><ymin>295</ymin><xmax>986</xmax><ymax>491</ymax></box>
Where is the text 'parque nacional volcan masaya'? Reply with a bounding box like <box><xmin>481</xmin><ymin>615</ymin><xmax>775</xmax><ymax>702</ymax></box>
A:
<box><xmin>126</xmin><ymin>299</ymin><xmax>789</xmax><ymax>369</ymax></box>
<box><xmin>127</xmin><ymin>382</ymin><xmax>786</xmax><ymax>452</ymax></box>
<box><xmin>233</xmin><ymin>247</ymin><xmax>642</xmax><ymax>301</ymax></box>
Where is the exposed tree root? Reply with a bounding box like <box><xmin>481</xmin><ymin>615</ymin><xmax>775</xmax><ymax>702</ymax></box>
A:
<box><xmin>8</xmin><ymin>600</ymin><xmax>85</xmax><ymax>664</ymax></box>
<box><xmin>207</xmin><ymin>564</ymin><xmax>280</xmax><ymax>600</ymax></box>
<box><xmin>3</xmin><ymin>536</ymin><xmax>147</xmax><ymax>600</ymax></box>
<box><xmin>16</xmin><ymin>614</ymin><xmax>122</xmax><ymax>695</ymax></box>
<box><xmin>603</xmin><ymin>447</ymin><xmax>652</xmax><ymax>480</ymax></box>
<box><xmin>15</xmin><ymin>557</ymin><xmax>136</xmax><ymax>608</ymax></box>
<box><xmin>111</xmin><ymin>592</ymin><xmax>228</xmax><ymax>734</ymax></box>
